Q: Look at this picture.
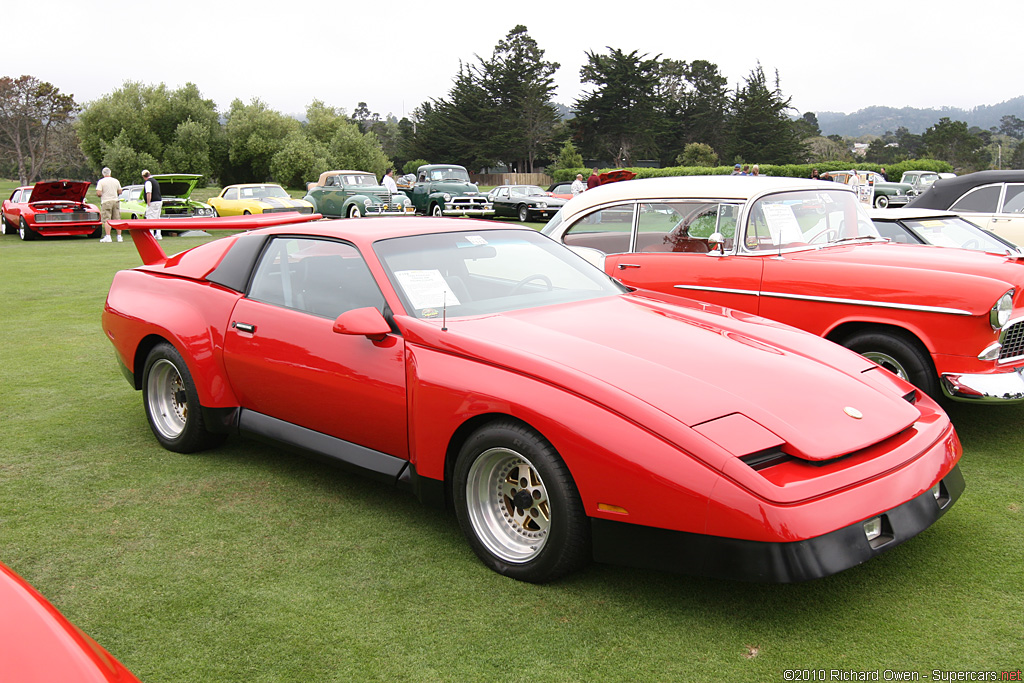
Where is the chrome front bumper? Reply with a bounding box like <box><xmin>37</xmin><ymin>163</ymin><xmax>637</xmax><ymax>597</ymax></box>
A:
<box><xmin>940</xmin><ymin>367</ymin><xmax>1024</xmax><ymax>402</ymax></box>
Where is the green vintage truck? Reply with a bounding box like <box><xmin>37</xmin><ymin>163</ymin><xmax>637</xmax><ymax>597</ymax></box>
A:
<box><xmin>399</xmin><ymin>164</ymin><xmax>494</xmax><ymax>216</ymax></box>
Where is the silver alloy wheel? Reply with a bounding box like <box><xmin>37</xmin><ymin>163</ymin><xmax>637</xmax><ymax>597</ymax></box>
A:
<box><xmin>465</xmin><ymin>447</ymin><xmax>551</xmax><ymax>563</ymax></box>
<box><xmin>861</xmin><ymin>350</ymin><xmax>909</xmax><ymax>381</ymax></box>
<box><xmin>146</xmin><ymin>358</ymin><xmax>188</xmax><ymax>440</ymax></box>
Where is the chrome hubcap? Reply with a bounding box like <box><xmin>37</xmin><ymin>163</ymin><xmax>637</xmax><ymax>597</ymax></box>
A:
<box><xmin>147</xmin><ymin>359</ymin><xmax>188</xmax><ymax>439</ymax></box>
<box><xmin>862</xmin><ymin>351</ymin><xmax>909</xmax><ymax>381</ymax></box>
<box><xmin>465</xmin><ymin>447</ymin><xmax>550</xmax><ymax>563</ymax></box>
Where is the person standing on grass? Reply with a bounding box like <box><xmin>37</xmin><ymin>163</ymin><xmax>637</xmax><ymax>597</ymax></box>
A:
<box><xmin>587</xmin><ymin>167</ymin><xmax>600</xmax><ymax>190</ymax></box>
<box><xmin>382</xmin><ymin>168</ymin><xmax>399</xmax><ymax>194</ymax></box>
<box><xmin>96</xmin><ymin>167</ymin><xmax>122</xmax><ymax>243</ymax></box>
<box><xmin>142</xmin><ymin>170</ymin><xmax>162</xmax><ymax>240</ymax></box>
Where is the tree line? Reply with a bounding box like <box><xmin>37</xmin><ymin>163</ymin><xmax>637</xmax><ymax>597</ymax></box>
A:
<box><xmin>2</xmin><ymin>25</ymin><xmax>1020</xmax><ymax>187</ymax></box>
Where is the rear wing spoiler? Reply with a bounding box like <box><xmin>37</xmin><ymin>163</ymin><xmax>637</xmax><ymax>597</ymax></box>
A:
<box><xmin>107</xmin><ymin>212</ymin><xmax>322</xmax><ymax>266</ymax></box>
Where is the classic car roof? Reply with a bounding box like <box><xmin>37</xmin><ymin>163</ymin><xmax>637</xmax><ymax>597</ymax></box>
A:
<box><xmin>908</xmin><ymin>170</ymin><xmax>1024</xmax><ymax>210</ymax></box>
<box><xmin>559</xmin><ymin>175</ymin><xmax>848</xmax><ymax>216</ymax></box>
<box><xmin>28</xmin><ymin>180</ymin><xmax>91</xmax><ymax>203</ymax></box>
<box><xmin>316</xmin><ymin>170</ymin><xmax>373</xmax><ymax>186</ymax></box>
<box><xmin>223</xmin><ymin>183</ymin><xmax>285</xmax><ymax>189</ymax></box>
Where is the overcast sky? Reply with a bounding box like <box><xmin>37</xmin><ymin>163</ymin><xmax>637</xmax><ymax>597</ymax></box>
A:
<box><xmin>9</xmin><ymin>0</ymin><xmax>1020</xmax><ymax>122</ymax></box>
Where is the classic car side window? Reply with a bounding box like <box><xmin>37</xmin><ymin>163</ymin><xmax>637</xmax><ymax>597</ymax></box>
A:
<box><xmin>225</xmin><ymin>188</ymin><xmax>239</xmax><ymax>200</ymax></box>
<box><xmin>951</xmin><ymin>185</ymin><xmax>1001</xmax><ymax>213</ymax></box>
<box><xmin>635</xmin><ymin>202</ymin><xmax>735</xmax><ymax>253</ymax></box>
<box><xmin>561</xmin><ymin>203</ymin><xmax>635</xmax><ymax>255</ymax></box>
<box><xmin>248</xmin><ymin>237</ymin><xmax>385</xmax><ymax>319</ymax></box>
<box><xmin>1000</xmin><ymin>185</ymin><xmax>1024</xmax><ymax>214</ymax></box>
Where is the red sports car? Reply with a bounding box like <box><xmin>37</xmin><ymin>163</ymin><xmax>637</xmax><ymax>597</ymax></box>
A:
<box><xmin>102</xmin><ymin>213</ymin><xmax>963</xmax><ymax>583</ymax></box>
<box><xmin>2</xmin><ymin>180</ymin><xmax>101</xmax><ymax>240</ymax></box>
<box><xmin>0</xmin><ymin>561</ymin><xmax>140</xmax><ymax>682</ymax></box>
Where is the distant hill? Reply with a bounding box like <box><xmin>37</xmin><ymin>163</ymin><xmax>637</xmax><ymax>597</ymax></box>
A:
<box><xmin>810</xmin><ymin>97</ymin><xmax>1024</xmax><ymax>137</ymax></box>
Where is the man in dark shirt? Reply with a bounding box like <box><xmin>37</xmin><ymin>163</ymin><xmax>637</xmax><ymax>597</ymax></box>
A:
<box><xmin>586</xmin><ymin>168</ymin><xmax>600</xmax><ymax>190</ymax></box>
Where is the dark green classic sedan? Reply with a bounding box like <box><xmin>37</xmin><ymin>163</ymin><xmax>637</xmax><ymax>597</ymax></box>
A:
<box><xmin>487</xmin><ymin>185</ymin><xmax>567</xmax><ymax>222</ymax></box>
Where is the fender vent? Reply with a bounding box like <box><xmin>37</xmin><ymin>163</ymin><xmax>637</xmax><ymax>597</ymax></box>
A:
<box><xmin>739</xmin><ymin>448</ymin><xmax>795</xmax><ymax>471</ymax></box>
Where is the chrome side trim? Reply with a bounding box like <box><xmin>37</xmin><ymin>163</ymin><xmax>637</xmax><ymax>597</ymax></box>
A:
<box><xmin>673</xmin><ymin>285</ymin><xmax>973</xmax><ymax>316</ymax></box>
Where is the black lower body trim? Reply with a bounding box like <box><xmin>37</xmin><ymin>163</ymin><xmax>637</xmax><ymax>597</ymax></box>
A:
<box><xmin>591</xmin><ymin>464</ymin><xmax>965</xmax><ymax>583</ymax></box>
<box><xmin>238</xmin><ymin>409</ymin><xmax>408</xmax><ymax>485</ymax></box>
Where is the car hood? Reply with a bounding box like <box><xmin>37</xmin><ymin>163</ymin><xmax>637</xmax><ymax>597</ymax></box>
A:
<box><xmin>399</xmin><ymin>293</ymin><xmax>921</xmax><ymax>463</ymax></box>
<box><xmin>29</xmin><ymin>180</ymin><xmax>90</xmax><ymax>203</ymax></box>
<box><xmin>152</xmin><ymin>174</ymin><xmax>202</xmax><ymax>199</ymax></box>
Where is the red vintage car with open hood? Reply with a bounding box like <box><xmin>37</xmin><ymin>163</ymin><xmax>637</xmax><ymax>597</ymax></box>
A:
<box><xmin>102</xmin><ymin>213</ymin><xmax>963</xmax><ymax>583</ymax></box>
<box><xmin>543</xmin><ymin>176</ymin><xmax>1024</xmax><ymax>404</ymax></box>
<box><xmin>2</xmin><ymin>180</ymin><xmax>101</xmax><ymax>240</ymax></box>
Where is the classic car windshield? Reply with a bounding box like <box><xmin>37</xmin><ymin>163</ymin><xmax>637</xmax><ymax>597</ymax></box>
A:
<box><xmin>513</xmin><ymin>186</ymin><xmax>546</xmax><ymax>197</ymax></box>
<box><xmin>428</xmin><ymin>167</ymin><xmax>471</xmax><ymax>182</ymax></box>
<box><xmin>257</xmin><ymin>185</ymin><xmax>290</xmax><ymax>199</ymax></box>
<box><xmin>876</xmin><ymin>215</ymin><xmax>1021</xmax><ymax>254</ymax></box>
<box><xmin>374</xmin><ymin>229</ymin><xmax>625</xmax><ymax>319</ymax></box>
<box><xmin>745</xmin><ymin>189</ymin><xmax>879</xmax><ymax>251</ymax></box>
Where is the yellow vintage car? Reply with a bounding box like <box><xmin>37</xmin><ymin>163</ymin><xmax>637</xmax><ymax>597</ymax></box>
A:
<box><xmin>208</xmin><ymin>183</ymin><xmax>315</xmax><ymax>217</ymax></box>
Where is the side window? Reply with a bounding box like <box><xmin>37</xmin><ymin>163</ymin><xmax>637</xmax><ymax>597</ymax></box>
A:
<box><xmin>561</xmin><ymin>203</ymin><xmax>635</xmax><ymax>255</ymax></box>
<box><xmin>952</xmin><ymin>185</ymin><xmax>1001</xmax><ymax>213</ymax></box>
<box><xmin>225</xmin><ymin>188</ymin><xmax>239</xmax><ymax>200</ymax></box>
<box><xmin>1000</xmin><ymin>184</ymin><xmax>1024</xmax><ymax>214</ymax></box>
<box><xmin>498</xmin><ymin>187</ymin><xmax>510</xmax><ymax>199</ymax></box>
<box><xmin>248</xmin><ymin>237</ymin><xmax>385</xmax><ymax>319</ymax></box>
<box><xmin>635</xmin><ymin>202</ymin><xmax>733</xmax><ymax>253</ymax></box>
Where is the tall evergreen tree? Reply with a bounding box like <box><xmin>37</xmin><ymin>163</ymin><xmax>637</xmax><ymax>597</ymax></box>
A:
<box><xmin>727</xmin><ymin>64</ymin><xmax>804</xmax><ymax>165</ymax></box>
<box><xmin>573</xmin><ymin>48</ymin><xmax>663</xmax><ymax>167</ymax></box>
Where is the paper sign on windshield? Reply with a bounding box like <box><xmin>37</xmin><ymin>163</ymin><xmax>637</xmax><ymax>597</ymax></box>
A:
<box><xmin>761</xmin><ymin>203</ymin><xmax>804</xmax><ymax>244</ymax></box>
<box><xmin>395</xmin><ymin>270</ymin><xmax>461</xmax><ymax>309</ymax></box>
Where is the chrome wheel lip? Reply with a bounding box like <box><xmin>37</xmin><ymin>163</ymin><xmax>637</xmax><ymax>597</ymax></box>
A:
<box><xmin>465</xmin><ymin>447</ymin><xmax>550</xmax><ymax>564</ymax></box>
<box><xmin>147</xmin><ymin>358</ymin><xmax>187</xmax><ymax>439</ymax></box>
<box><xmin>862</xmin><ymin>350</ymin><xmax>909</xmax><ymax>381</ymax></box>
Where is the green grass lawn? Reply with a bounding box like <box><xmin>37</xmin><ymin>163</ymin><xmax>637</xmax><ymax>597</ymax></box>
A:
<box><xmin>1</xmin><ymin>233</ymin><xmax>1022</xmax><ymax>682</ymax></box>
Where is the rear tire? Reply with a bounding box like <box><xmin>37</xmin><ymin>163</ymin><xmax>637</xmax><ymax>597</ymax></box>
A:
<box><xmin>454</xmin><ymin>420</ymin><xmax>589</xmax><ymax>583</ymax></box>
<box><xmin>142</xmin><ymin>342</ymin><xmax>225</xmax><ymax>453</ymax></box>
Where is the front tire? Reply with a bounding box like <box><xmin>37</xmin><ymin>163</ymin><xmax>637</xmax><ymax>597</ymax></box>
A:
<box><xmin>454</xmin><ymin>420</ymin><xmax>589</xmax><ymax>583</ymax></box>
<box><xmin>874</xmin><ymin>194</ymin><xmax>889</xmax><ymax>209</ymax></box>
<box><xmin>142</xmin><ymin>342</ymin><xmax>225</xmax><ymax>453</ymax></box>
<box><xmin>19</xmin><ymin>218</ymin><xmax>36</xmax><ymax>241</ymax></box>
<box><xmin>347</xmin><ymin>204</ymin><xmax>361</xmax><ymax>218</ymax></box>
<box><xmin>431</xmin><ymin>203</ymin><xmax>444</xmax><ymax>217</ymax></box>
<box><xmin>518</xmin><ymin>204</ymin><xmax>530</xmax><ymax>222</ymax></box>
<box><xmin>841</xmin><ymin>330</ymin><xmax>938</xmax><ymax>399</ymax></box>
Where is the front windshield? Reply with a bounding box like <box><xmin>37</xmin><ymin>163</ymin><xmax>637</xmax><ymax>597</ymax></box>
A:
<box><xmin>374</xmin><ymin>229</ymin><xmax>626</xmax><ymax>319</ymax></box>
<box><xmin>428</xmin><ymin>167</ymin><xmax>471</xmax><ymax>182</ymax></box>
<box><xmin>345</xmin><ymin>174</ymin><xmax>378</xmax><ymax>187</ymax></box>
<box><xmin>889</xmin><ymin>216</ymin><xmax>1021</xmax><ymax>254</ymax></box>
<box><xmin>744</xmin><ymin>189</ymin><xmax>879</xmax><ymax>251</ymax></box>
<box><xmin>259</xmin><ymin>185</ymin><xmax>290</xmax><ymax>199</ymax></box>
<box><xmin>513</xmin><ymin>186</ymin><xmax>546</xmax><ymax>197</ymax></box>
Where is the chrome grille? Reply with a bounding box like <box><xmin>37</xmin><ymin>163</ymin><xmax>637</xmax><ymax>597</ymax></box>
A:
<box><xmin>35</xmin><ymin>212</ymin><xmax>98</xmax><ymax>223</ymax></box>
<box><xmin>999</xmin><ymin>319</ymin><xmax>1024</xmax><ymax>361</ymax></box>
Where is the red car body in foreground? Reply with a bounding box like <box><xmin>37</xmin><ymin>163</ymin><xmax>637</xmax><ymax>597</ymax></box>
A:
<box><xmin>2</xmin><ymin>180</ymin><xmax>101</xmax><ymax>240</ymax></box>
<box><xmin>0</xmin><ymin>561</ymin><xmax>139</xmax><ymax>682</ymax></box>
<box><xmin>102</xmin><ymin>214</ymin><xmax>963</xmax><ymax>583</ymax></box>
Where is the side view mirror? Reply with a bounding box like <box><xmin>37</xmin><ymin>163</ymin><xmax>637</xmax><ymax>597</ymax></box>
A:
<box><xmin>707</xmin><ymin>232</ymin><xmax>726</xmax><ymax>254</ymax></box>
<box><xmin>333</xmin><ymin>307</ymin><xmax>391</xmax><ymax>341</ymax></box>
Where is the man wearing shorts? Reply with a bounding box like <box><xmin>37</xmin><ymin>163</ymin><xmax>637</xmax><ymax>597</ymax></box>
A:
<box><xmin>96</xmin><ymin>167</ymin><xmax>122</xmax><ymax>243</ymax></box>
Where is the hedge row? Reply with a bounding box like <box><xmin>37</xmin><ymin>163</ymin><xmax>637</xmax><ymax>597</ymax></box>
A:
<box><xmin>550</xmin><ymin>159</ymin><xmax>954</xmax><ymax>184</ymax></box>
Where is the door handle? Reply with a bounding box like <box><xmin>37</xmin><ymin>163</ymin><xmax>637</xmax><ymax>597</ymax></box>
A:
<box><xmin>232</xmin><ymin>322</ymin><xmax>256</xmax><ymax>334</ymax></box>
<box><xmin>617</xmin><ymin>263</ymin><xmax>641</xmax><ymax>270</ymax></box>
